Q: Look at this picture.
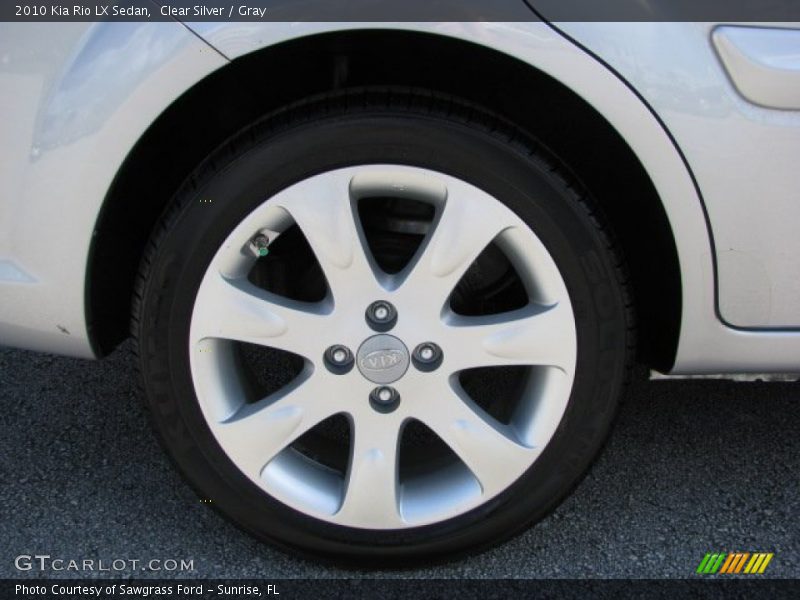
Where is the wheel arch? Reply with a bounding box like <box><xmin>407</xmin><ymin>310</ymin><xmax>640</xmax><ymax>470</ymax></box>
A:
<box><xmin>89</xmin><ymin>27</ymin><xmax>682</xmax><ymax>371</ymax></box>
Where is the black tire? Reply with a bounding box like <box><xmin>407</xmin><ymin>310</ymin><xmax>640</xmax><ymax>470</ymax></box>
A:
<box><xmin>133</xmin><ymin>88</ymin><xmax>633</xmax><ymax>565</ymax></box>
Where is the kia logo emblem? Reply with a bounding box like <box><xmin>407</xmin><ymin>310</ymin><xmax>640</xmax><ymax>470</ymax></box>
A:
<box><xmin>359</xmin><ymin>349</ymin><xmax>404</xmax><ymax>372</ymax></box>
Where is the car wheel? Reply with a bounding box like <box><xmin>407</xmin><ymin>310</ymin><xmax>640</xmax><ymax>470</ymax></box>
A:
<box><xmin>133</xmin><ymin>89</ymin><xmax>633</xmax><ymax>564</ymax></box>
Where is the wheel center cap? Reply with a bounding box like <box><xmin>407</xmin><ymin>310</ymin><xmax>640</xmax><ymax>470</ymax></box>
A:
<box><xmin>356</xmin><ymin>335</ymin><xmax>410</xmax><ymax>384</ymax></box>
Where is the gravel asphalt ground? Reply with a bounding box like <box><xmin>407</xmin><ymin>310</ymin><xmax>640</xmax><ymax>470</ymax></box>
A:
<box><xmin>1</xmin><ymin>342</ymin><xmax>798</xmax><ymax>580</ymax></box>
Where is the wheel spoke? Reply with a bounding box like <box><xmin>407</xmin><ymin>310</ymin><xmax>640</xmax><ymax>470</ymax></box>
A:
<box><xmin>191</xmin><ymin>273</ymin><xmax>327</xmax><ymax>358</ymax></box>
<box><xmin>274</xmin><ymin>171</ymin><xmax>381</xmax><ymax>301</ymax></box>
<box><xmin>212</xmin><ymin>373</ymin><xmax>338</xmax><ymax>480</ymax></box>
<box><xmin>444</xmin><ymin>302</ymin><xmax>575</xmax><ymax>374</ymax></box>
<box><xmin>400</xmin><ymin>194</ymin><xmax>514</xmax><ymax>306</ymax></box>
<box><xmin>335</xmin><ymin>413</ymin><xmax>403</xmax><ymax>528</ymax></box>
<box><xmin>418</xmin><ymin>384</ymin><xmax>537</xmax><ymax>495</ymax></box>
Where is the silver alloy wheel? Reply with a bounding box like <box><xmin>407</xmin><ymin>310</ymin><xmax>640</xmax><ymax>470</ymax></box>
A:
<box><xmin>189</xmin><ymin>165</ymin><xmax>577</xmax><ymax>529</ymax></box>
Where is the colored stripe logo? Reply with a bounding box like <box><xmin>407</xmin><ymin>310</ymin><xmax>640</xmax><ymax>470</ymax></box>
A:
<box><xmin>696</xmin><ymin>552</ymin><xmax>774</xmax><ymax>574</ymax></box>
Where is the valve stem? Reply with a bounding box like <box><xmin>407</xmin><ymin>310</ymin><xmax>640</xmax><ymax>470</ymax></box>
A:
<box><xmin>249</xmin><ymin>234</ymin><xmax>270</xmax><ymax>258</ymax></box>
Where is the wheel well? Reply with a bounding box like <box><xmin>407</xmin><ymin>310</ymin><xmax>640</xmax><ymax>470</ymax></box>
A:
<box><xmin>89</xmin><ymin>29</ymin><xmax>681</xmax><ymax>371</ymax></box>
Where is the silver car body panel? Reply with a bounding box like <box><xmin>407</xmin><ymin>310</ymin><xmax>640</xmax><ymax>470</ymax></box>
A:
<box><xmin>0</xmin><ymin>22</ymin><xmax>226</xmax><ymax>357</ymax></box>
<box><xmin>556</xmin><ymin>22</ymin><xmax>800</xmax><ymax>330</ymax></box>
<box><xmin>0</xmin><ymin>21</ymin><xmax>799</xmax><ymax>373</ymax></box>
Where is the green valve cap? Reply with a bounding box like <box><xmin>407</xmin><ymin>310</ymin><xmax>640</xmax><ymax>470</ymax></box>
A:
<box><xmin>251</xmin><ymin>234</ymin><xmax>270</xmax><ymax>258</ymax></box>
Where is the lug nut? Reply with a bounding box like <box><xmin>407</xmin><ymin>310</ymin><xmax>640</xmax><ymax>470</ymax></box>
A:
<box><xmin>324</xmin><ymin>344</ymin><xmax>354</xmax><ymax>374</ymax></box>
<box><xmin>412</xmin><ymin>342</ymin><xmax>443</xmax><ymax>372</ymax></box>
<box><xmin>369</xmin><ymin>386</ymin><xmax>401</xmax><ymax>413</ymax></box>
<box><xmin>365</xmin><ymin>300</ymin><xmax>397</xmax><ymax>332</ymax></box>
